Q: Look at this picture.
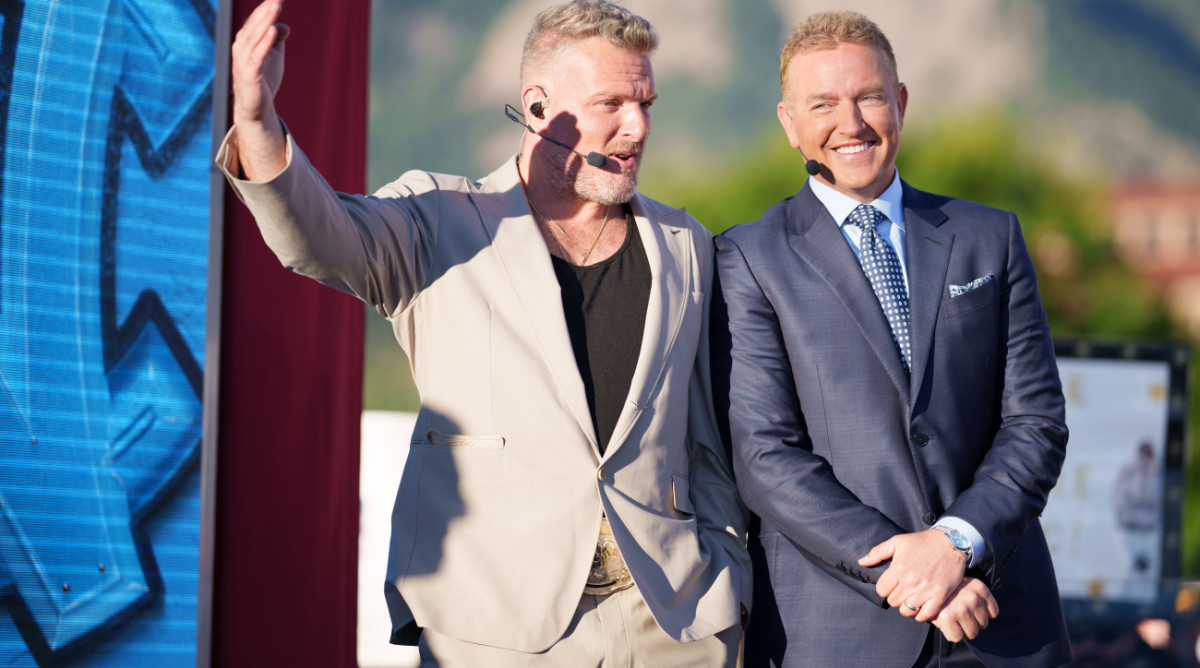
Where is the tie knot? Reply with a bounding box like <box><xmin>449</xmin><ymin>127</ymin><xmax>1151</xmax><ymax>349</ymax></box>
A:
<box><xmin>849</xmin><ymin>204</ymin><xmax>884</xmax><ymax>232</ymax></box>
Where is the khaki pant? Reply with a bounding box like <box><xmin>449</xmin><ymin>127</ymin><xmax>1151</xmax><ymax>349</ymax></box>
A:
<box><xmin>419</xmin><ymin>583</ymin><xmax>741</xmax><ymax>667</ymax></box>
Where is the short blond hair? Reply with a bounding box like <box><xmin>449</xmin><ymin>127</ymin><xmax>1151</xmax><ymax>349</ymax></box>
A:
<box><xmin>779</xmin><ymin>11</ymin><xmax>898</xmax><ymax>99</ymax></box>
<box><xmin>521</xmin><ymin>0</ymin><xmax>658</xmax><ymax>84</ymax></box>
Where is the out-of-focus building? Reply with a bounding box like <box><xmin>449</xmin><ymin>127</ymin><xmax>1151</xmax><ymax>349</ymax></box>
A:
<box><xmin>1112</xmin><ymin>182</ymin><xmax>1200</xmax><ymax>338</ymax></box>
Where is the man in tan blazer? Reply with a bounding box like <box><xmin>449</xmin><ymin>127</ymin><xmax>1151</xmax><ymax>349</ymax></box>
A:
<box><xmin>218</xmin><ymin>1</ymin><xmax>750</xmax><ymax>664</ymax></box>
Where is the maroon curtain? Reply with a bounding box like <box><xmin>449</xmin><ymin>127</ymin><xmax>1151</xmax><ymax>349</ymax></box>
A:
<box><xmin>213</xmin><ymin>1</ymin><xmax>368</xmax><ymax>666</ymax></box>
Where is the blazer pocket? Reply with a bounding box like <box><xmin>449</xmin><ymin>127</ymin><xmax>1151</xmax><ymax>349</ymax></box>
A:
<box><xmin>413</xmin><ymin>430</ymin><xmax>507</xmax><ymax>483</ymax></box>
<box><xmin>671</xmin><ymin>473</ymin><xmax>695</xmax><ymax>515</ymax></box>
<box><xmin>942</xmin><ymin>278</ymin><xmax>998</xmax><ymax>319</ymax></box>
<box><xmin>419</xmin><ymin>429</ymin><xmax>505</xmax><ymax>450</ymax></box>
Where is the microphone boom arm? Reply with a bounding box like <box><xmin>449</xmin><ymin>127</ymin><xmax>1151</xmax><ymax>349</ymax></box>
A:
<box><xmin>504</xmin><ymin>104</ymin><xmax>607</xmax><ymax>168</ymax></box>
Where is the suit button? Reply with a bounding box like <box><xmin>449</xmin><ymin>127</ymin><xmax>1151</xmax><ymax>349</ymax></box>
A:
<box><xmin>922</xmin><ymin>511</ymin><xmax>936</xmax><ymax>525</ymax></box>
<box><xmin>913</xmin><ymin>433</ymin><xmax>929</xmax><ymax>447</ymax></box>
<box><xmin>597</xmin><ymin>468</ymin><xmax>607</xmax><ymax>482</ymax></box>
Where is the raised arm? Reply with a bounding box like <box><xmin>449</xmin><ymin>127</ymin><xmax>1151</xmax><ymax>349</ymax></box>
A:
<box><xmin>230</xmin><ymin>0</ymin><xmax>290</xmax><ymax>180</ymax></box>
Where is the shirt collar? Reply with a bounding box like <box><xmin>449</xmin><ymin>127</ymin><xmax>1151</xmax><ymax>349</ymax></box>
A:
<box><xmin>808</xmin><ymin>170</ymin><xmax>905</xmax><ymax>229</ymax></box>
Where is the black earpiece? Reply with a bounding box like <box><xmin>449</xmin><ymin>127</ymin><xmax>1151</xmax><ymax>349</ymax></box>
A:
<box><xmin>530</xmin><ymin>101</ymin><xmax>545</xmax><ymax>118</ymax></box>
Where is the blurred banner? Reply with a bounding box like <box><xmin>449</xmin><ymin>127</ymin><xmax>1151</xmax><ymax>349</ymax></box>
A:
<box><xmin>0</xmin><ymin>0</ymin><xmax>216</xmax><ymax>665</ymax></box>
<box><xmin>1045</xmin><ymin>340</ymin><xmax>1190</xmax><ymax>621</ymax></box>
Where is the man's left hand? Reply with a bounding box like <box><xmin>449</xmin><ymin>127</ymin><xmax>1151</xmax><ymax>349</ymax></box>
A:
<box><xmin>932</xmin><ymin>577</ymin><xmax>999</xmax><ymax>641</ymax></box>
<box><xmin>858</xmin><ymin>529</ymin><xmax>967</xmax><ymax>621</ymax></box>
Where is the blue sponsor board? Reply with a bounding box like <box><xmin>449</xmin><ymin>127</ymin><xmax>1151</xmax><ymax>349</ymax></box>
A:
<box><xmin>0</xmin><ymin>0</ymin><xmax>214</xmax><ymax>664</ymax></box>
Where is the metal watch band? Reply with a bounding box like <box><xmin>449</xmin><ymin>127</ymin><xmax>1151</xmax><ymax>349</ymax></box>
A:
<box><xmin>933</xmin><ymin>525</ymin><xmax>973</xmax><ymax>561</ymax></box>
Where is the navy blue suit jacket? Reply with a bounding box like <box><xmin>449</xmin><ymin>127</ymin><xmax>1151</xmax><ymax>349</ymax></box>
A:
<box><xmin>712</xmin><ymin>181</ymin><xmax>1071</xmax><ymax>667</ymax></box>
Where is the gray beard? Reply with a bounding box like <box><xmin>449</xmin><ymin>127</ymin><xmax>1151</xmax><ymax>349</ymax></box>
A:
<box><xmin>574</xmin><ymin>167</ymin><xmax>638</xmax><ymax>205</ymax></box>
<box><xmin>542</xmin><ymin>145</ymin><xmax>639</xmax><ymax>205</ymax></box>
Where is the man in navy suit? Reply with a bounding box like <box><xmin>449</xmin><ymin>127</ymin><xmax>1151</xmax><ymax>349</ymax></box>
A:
<box><xmin>712</xmin><ymin>10</ymin><xmax>1071</xmax><ymax>667</ymax></box>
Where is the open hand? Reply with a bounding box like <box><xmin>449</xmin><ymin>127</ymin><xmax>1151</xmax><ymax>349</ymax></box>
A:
<box><xmin>232</xmin><ymin>0</ymin><xmax>289</xmax><ymax>125</ymax></box>
<box><xmin>230</xmin><ymin>0</ymin><xmax>289</xmax><ymax>178</ymax></box>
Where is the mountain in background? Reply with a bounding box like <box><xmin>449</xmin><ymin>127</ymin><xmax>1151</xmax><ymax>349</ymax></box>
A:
<box><xmin>356</xmin><ymin>0</ymin><xmax>1200</xmax><ymax>412</ymax></box>
<box><xmin>363</xmin><ymin>0</ymin><xmax>1200</xmax><ymax>189</ymax></box>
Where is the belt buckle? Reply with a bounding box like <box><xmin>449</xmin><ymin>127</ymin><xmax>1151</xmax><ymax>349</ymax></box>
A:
<box><xmin>584</xmin><ymin>517</ymin><xmax>633</xmax><ymax>596</ymax></box>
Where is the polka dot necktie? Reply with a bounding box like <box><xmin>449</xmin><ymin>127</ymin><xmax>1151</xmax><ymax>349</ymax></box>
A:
<box><xmin>849</xmin><ymin>204</ymin><xmax>911</xmax><ymax>374</ymax></box>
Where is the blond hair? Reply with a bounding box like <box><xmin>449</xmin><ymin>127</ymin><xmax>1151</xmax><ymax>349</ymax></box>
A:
<box><xmin>521</xmin><ymin>0</ymin><xmax>658</xmax><ymax>84</ymax></box>
<box><xmin>779</xmin><ymin>11</ymin><xmax>898</xmax><ymax>99</ymax></box>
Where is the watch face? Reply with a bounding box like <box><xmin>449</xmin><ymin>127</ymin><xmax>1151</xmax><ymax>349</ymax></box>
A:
<box><xmin>949</xmin><ymin>532</ymin><xmax>970</xmax><ymax>551</ymax></box>
<box><xmin>938</xmin><ymin>527</ymin><xmax>970</xmax><ymax>553</ymax></box>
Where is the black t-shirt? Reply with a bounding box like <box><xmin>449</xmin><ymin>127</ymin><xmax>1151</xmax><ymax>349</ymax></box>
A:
<box><xmin>550</xmin><ymin>213</ymin><xmax>651</xmax><ymax>455</ymax></box>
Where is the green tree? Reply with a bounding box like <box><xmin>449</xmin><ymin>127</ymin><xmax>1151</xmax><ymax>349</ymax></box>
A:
<box><xmin>895</xmin><ymin>112</ymin><xmax>1175</xmax><ymax>340</ymax></box>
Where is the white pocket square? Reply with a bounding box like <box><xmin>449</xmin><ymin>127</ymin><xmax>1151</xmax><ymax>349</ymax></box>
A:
<box><xmin>949</xmin><ymin>274</ymin><xmax>994</xmax><ymax>298</ymax></box>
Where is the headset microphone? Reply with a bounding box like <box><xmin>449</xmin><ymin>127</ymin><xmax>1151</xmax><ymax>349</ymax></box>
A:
<box><xmin>504</xmin><ymin>104</ymin><xmax>608</xmax><ymax>168</ymax></box>
<box><xmin>798</xmin><ymin>148</ymin><xmax>820</xmax><ymax>176</ymax></box>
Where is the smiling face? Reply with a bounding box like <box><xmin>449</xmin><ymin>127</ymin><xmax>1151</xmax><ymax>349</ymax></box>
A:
<box><xmin>529</xmin><ymin>36</ymin><xmax>656</xmax><ymax>205</ymax></box>
<box><xmin>777</xmin><ymin>42</ymin><xmax>907</xmax><ymax>202</ymax></box>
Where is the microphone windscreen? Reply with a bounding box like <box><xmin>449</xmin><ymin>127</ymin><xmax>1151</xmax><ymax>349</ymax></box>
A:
<box><xmin>805</xmin><ymin>159</ymin><xmax>820</xmax><ymax>176</ymax></box>
<box><xmin>585</xmin><ymin>152</ymin><xmax>607</xmax><ymax>168</ymax></box>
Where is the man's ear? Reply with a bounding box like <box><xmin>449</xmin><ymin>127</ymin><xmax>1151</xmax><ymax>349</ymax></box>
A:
<box><xmin>776</xmin><ymin>101</ymin><xmax>801</xmax><ymax>149</ymax></box>
<box><xmin>521</xmin><ymin>85</ymin><xmax>548</xmax><ymax>124</ymax></box>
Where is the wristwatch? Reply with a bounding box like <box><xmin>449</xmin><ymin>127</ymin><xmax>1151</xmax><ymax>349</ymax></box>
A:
<box><xmin>933</xmin><ymin>525</ymin><xmax>973</xmax><ymax>562</ymax></box>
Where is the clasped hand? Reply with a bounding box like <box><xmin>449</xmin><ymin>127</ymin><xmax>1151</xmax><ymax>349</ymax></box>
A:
<box><xmin>858</xmin><ymin>530</ymin><xmax>999</xmax><ymax>641</ymax></box>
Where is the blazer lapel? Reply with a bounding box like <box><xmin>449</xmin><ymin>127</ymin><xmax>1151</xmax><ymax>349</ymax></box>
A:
<box><xmin>475</xmin><ymin>158</ymin><xmax>599</xmax><ymax>453</ymax></box>
<box><xmin>603</xmin><ymin>195</ymin><xmax>691</xmax><ymax>459</ymax></box>
<box><xmin>787</xmin><ymin>187</ymin><xmax>910</xmax><ymax>402</ymax></box>
<box><xmin>901</xmin><ymin>183</ymin><xmax>952</xmax><ymax>399</ymax></box>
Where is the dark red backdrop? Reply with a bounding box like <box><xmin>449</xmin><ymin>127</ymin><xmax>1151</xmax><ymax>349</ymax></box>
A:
<box><xmin>214</xmin><ymin>2</ymin><xmax>368</xmax><ymax>666</ymax></box>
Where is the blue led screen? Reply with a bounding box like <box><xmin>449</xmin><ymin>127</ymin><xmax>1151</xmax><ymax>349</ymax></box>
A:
<box><xmin>0</xmin><ymin>0</ymin><xmax>214</xmax><ymax>664</ymax></box>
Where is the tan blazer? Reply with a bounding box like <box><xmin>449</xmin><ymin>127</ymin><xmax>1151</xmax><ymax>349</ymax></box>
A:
<box><xmin>217</xmin><ymin>129</ymin><xmax>751</xmax><ymax>652</ymax></box>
